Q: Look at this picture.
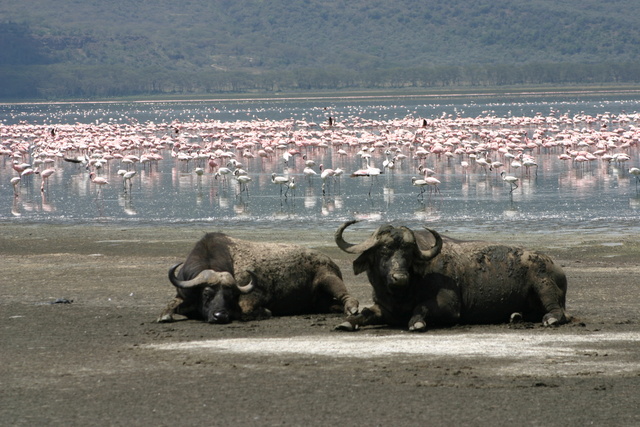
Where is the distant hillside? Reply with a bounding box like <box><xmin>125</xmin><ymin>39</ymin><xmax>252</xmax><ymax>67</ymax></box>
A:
<box><xmin>1</xmin><ymin>0</ymin><xmax>640</xmax><ymax>99</ymax></box>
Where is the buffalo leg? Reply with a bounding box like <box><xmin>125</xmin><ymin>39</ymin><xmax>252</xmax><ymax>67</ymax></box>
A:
<box><xmin>408</xmin><ymin>289</ymin><xmax>462</xmax><ymax>332</ymax></box>
<box><xmin>315</xmin><ymin>272</ymin><xmax>359</xmax><ymax>315</ymax></box>
<box><xmin>157</xmin><ymin>296</ymin><xmax>196</xmax><ymax>323</ymax></box>
<box><xmin>238</xmin><ymin>290</ymin><xmax>273</xmax><ymax>320</ymax></box>
<box><xmin>535</xmin><ymin>278</ymin><xmax>568</xmax><ymax>326</ymax></box>
<box><xmin>335</xmin><ymin>304</ymin><xmax>385</xmax><ymax>331</ymax></box>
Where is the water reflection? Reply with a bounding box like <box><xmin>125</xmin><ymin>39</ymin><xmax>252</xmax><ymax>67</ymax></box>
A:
<box><xmin>1</xmin><ymin>97</ymin><xmax>640</xmax><ymax>236</ymax></box>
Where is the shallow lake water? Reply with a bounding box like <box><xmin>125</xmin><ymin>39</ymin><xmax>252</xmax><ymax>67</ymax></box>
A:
<box><xmin>2</xmin><ymin>92</ymin><xmax>640</xmax><ymax>238</ymax></box>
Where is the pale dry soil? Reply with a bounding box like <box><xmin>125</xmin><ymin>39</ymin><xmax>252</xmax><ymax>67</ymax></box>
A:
<box><xmin>1</xmin><ymin>224</ymin><xmax>639</xmax><ymax>426</ymax></box>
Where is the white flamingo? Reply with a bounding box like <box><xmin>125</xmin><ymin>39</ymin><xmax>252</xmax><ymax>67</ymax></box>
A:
<box><xmin>630</xmin><ymin>167</ymin><xmax>640</xmax><ymax>192</ymax></box>
<box><xmin>501</xmin><ymin>171</ymin><xmax>519</xmax><ymax>193</ymax></box>
<box><xmin>235</xmin><ymin>170</ymin><xmax>252</xmax><ymax>196</ymax></box>
<box><xmin>411</xmin><ymin>176</ymin><xmax>429</xmax><ymax>199</ymax></box>
<box><xmin>39</xmin><ymin>168</ymin><xmax>55</xmax><ymax>192</ymax></box>
<box><xmin>10</xmin><ymin>176</ymin><xmax>21</xmax><ymax>197</ymax></box>
<box><xmin>271</xmin><ymin>173</ymin><xmax>290</xmax><ymax>197</ymax></box>
<box><xmin>121</xmin><ymin>170</ymin><xmax>136</xmax><ymax>193</ymax></box>
<box><xmin>319</xmin><ymin>164</ymin><xmax>335</xmax><ymax>196</ymax></box>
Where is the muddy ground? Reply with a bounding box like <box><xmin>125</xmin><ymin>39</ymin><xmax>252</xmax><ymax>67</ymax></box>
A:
<box><xmin>1</xmin><ymin>223</ymin><xmax>639</xmax><ymax>426</ymax></box>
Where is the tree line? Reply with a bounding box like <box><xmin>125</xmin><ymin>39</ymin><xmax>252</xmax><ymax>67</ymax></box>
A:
<box><xmin>2</xmin><ymin>62</ymin><xmax>639</xmax><ymax>100</ymax></box>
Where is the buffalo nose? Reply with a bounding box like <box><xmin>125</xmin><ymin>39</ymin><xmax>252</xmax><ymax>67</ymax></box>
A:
<box><xmin>209</xmin><ymin>311</ymin><xmax>231</xmax><ymax>324</ymax></box>
<box><xmin>391</xmin><ymin>272</ymin><xmax>409</xmax><ymax>285</ymax></box>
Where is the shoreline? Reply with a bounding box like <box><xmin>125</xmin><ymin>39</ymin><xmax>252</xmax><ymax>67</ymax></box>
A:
<box><xmin>4</xmin><ymin>85</ymin><xmax>640</xmax><ymax>105</ymax></box>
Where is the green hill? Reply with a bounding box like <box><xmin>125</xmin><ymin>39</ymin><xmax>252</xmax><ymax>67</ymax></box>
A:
<box><xmin>2</xmin><ymin>0</ymin><xmax>640</xmax><ymax>99</ymax></box>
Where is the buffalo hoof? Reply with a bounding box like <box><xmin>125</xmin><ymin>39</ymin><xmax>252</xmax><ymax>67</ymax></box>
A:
<box><xmin>335</xmin><ymin>321</ymin><xmax>359</xmax><ymax>332</ymax></box>
<box><xmin>408</xmin><ymin>321</ymin><xmax>427</xmax><ymax>332</ymax></box>
<box><xmin>510</xmin><ymin>312</ymin><xmax>524</xmax><ymax>323</ymax></box>
<box><xmin>344</xmin><ymin>299</ymin><xmax>359</xmax><ymax>315</ymax></box>
<box><xmin>542</xmin><ymin>314</ymin><xmax>561</xmax><ymax>327</ymax></box>
<box><xmin>157</xmin><ymin>314</ymin><xmax>174</xmax><ymax>323</ymax></box>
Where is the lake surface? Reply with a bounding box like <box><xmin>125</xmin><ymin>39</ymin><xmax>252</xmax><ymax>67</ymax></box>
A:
<box><xmin>2</xmin><ymin>91</ymin><xmax>640</xmax><ymax>237</ymax></box>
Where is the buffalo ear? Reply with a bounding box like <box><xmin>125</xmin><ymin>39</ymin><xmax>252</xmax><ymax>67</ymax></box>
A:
<box><xmin>353</xmin><ymin>253</ymin><xmax>370</xmax><ymax>275</ymax></box>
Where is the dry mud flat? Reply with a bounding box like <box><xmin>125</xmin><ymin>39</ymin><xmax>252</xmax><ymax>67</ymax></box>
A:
<box><xmin>1</xmin><ymin>224</ymin><xmax>640</xmax><ymax>426</ymax></box>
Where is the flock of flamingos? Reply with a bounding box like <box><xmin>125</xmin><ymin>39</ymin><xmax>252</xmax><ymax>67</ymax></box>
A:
<box><xmin>2</xmin><ymin>107</ymin><xmax>640</xmax><ymax>215</ymax></box>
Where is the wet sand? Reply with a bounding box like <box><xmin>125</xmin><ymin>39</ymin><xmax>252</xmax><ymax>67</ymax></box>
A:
<box><xmin>1</xmin><ymin>223</ymin><xmax>639</xmax><ymax>426</ymax></box>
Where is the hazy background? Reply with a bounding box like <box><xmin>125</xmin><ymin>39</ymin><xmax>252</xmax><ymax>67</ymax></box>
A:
<box><xmin>2</xmin><ymin>0</ymin><xmax>640</xmax><ymax>100</ymax></box>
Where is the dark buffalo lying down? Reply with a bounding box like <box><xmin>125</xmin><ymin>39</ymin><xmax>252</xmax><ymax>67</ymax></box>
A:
<box><xmin>335</xmin><ymin>220</ymin><xmax>569</xmax><ymax>331</ymax></box>
<box><xmin>158</xmin><ymin>232</ymin><xmax>359</xmax><ymax>324</ymax></box>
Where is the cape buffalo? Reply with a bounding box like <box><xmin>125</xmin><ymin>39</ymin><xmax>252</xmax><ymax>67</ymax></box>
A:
<box><xmin>334</xmin><ymin>220</ymin><xmax>569</xmax><ymax>332</ymax></box>
<box><xmin>158</xmin><ymin>232</ymin><xmax>359</xmax><ymax>324</ymax></box>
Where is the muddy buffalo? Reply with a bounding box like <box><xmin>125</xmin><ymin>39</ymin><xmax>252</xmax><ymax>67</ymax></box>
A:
<box><xmin>335</xmin><ymin>220</ymin><xmax>569</xmax><ymax>331</ymax></box>
<box><xmin>158</xmin><ymin>232</ymin><xmax>359</xmax><ymax>324</ymax></box>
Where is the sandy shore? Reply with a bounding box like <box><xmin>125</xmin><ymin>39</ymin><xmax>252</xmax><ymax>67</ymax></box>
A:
<box><xmin>2</xmin><ymin>223</ymin><xmax>639</xmax><ymax>426</ymax></box>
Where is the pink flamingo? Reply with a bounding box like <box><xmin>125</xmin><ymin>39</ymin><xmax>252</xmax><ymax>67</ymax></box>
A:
<box><xmin>89</xmin><ymin>172</ymin><xmax>109</xmax><ymax>195</ymax></box>
<box><xmin>426</xmin><ymin>176</ymin><xmax>441</xmax><ymax>191</ymax></box>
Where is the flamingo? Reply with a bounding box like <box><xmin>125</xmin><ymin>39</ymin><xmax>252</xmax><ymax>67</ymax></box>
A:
<box><xmin>522</xmin><ymin>156</ymin><xmax>538</xmax><ymax>176</ymax></box>
<box><xmin>476</xmin><ymin>157</ymin><xmax>491</xmax><ymax>173</ymax></box>
<box><xmin>10</xmin><ymin>176</ymin><xmax>21</xmax><ymax>197</ymax></box>
<box><xmin>411</xmin><ymin>176</ymin><xmax>429</xmax><ymax>199</ymax></box>
<box><xmin>89</xmin><ymin>172</ymin><xmax>109</xmax><ymax>196</ymax></box>
<box><xmin>208</xmin><ymin>157</ymin><xmax>219</xmax><ymax>172</ymax></box>
<box><xmin>303</xmin><ymin>166</ymin><xmax>317</xmax><ymax>182</ymax></box>
<box><xmin>333</xmin><ymin>167</ymin><xmax>345</xmax><ymax>193</ymax></box>
<box><xmin>214</xmin><ymin>167</ymin><xmax>233</xmax><ymax>183</ymax></box>
<box><xmin>12</xmin><ymin>162</ymin><xmax>31</xmax><ymax>174</ymax></box>
<box><xmin>350</xmin><ymin>159</ymin><xmax>382</xmax><ymax>196</ymax></box>
<box><xmin>630</xmin><ymin>167</ymin><xmax>640</xmax><ymax>192</ymax></box>
<box><xmin>302</xmin><ymin>154</ymin><xmax>316</xmax><ymax>167</ymax></box>
<box><xmin>501</xmin><ymin>171</ymin><xmax>519</xmax><ymax>193</ymax></box>
<box><xmin>383</xmin><ymin>150</ymin><xmax>396</xmax><ymax>172</ymax></box>
<box><xmin>489</xmin><ymin>161</ymin><xmax>504</xmax><ymax>175</ymax></box>
<box><xmin>424</xmin><ymin>176</ymin><xmax>442</xmax><ymax>196</ymax></box>
<box><xmin>282</xmin><ymin>150</ymin><xmax>299</xmax><ymax>166</ymax></box>
<box><xmin>418</xmin><ymin>165</ymin><xmax>436</xmax><ymax>177</ymax></box>
<box><xmin>288</xmin><ymin>177</ymin><xmax>297</xmax><ymax>198</ymax></box>
<box><xmin>39</xmin><ymin>168</ymin><xmax>55</xmax><ymax>192</ymax></box>
<box><xmin>271</xmin><ymin>173</ymin><xmax>290</xmax><ymax>197</ymax></box>
<box><xmin>90</xmin><ymin>172</ymin><xmax>108</xmax><ymax>185</ymax></box>
<box><xmin>121</xmin><ymin>170</ymin><xmax>136</xmax><ymax>193</ymax></box>
<box><xmin>319</xmin><ymin>164</ymin><xmax>335</xmax><ymax>196</ymax></box>
<box><xmin>234</xmin><ymin>170</ymin><xmax>252</xmax><ymax>196</ymax></box>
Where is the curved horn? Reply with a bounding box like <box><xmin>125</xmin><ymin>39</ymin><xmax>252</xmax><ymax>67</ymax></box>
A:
<box><xmin>236</xmin><ymin>270</ymin><xmax>257</xmax><ymax>294</ymax></box>
<box><xmin>168</xmin><ymin>263</ymin><xmax>234</xmax><ymax>289</ymax></box>
<box><xmin>335</xmin><ymin>220</ymin><xmax>379</xmax><ymax>254</ymax></box>
<box><xmin>420</xmin><ymin>228</ymin><xmax>443</xmax><ymax>261</ymax></box>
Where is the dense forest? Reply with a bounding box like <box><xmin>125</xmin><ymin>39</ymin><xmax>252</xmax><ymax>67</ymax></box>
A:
<box><xmin>1</xmin><ymin>0</ymin><xmax>640</xmax><ymax>100</ymax></box>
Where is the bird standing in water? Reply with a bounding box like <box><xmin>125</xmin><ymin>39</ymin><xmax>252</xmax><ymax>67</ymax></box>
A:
<box><xmin>501</xmin><ymin>171</ymin><xmax>519</xmax><ymax>193</ymax></box>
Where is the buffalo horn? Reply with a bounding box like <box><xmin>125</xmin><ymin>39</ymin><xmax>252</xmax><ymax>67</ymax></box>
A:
<box><xmin>420</xmin><ymin>228</ymin><xmax>443</xmax><ymax>260</ymax></box>
<box><xmin>168</xmin><ymin>263</ymin><xmax>235</xmax><ymax>289</ymax></box>
<box><xmin>236</xmin><ymin>270</ymin><xmax>257</xmax><ymax>294</ymax></box>
<box><xmin>335</xmin><ymin>220</ymin><xmax>379</xmax><ymax>254</ymax></box>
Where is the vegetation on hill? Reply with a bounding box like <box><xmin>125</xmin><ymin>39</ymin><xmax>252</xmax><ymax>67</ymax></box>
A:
<box><xmin>1</xmin><ymin>0</ymin><xmax>640</xmax><ymax>99</ymax></box>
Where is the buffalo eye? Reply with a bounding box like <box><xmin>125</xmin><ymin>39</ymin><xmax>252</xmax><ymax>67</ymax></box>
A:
<box><xmin>379</xmin><ymin>247</ymin><xmax>393</xmax><ymax>257</ymax></box>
